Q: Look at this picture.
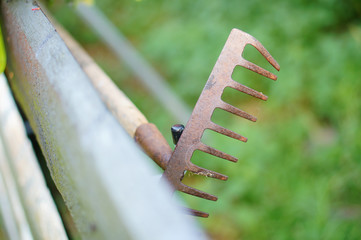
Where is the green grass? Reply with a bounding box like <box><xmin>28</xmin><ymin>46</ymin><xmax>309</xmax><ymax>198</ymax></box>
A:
<box><xmin>49</xmin><ymin>0</ymin><xmax>361</xmax><ymax>239</ymax></box>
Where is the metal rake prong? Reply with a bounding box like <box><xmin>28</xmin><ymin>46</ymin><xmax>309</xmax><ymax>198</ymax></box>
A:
<box><xmin>227</xmin><ymin>79</ymin><xmax>268</xmax><ymax>101</ymax></box>
<box><xmin>179</xmin><ymin>183</ymin><xmax>218</xmax><ymax>201</ymax></box>
<box><xmin>197</xmin><ymin>143</ymin><xmax>238</xmax><ymax>162</ymax></box>
<box><xmin>188</xmin><ymin>164</ymin><xmax>228</xmax><ymax>180</ymax></box>
<box><xmin>208</xmin><ymin>122</ymin><xmax>247</xmax><ymax>142</ymax></box>
<box><xmin>218</xmin><ymin>101</ymin><xmax>257</xmax><ymax>122</ymax></box>
<box><xmin>182</xmin><ymin>207</ymin><xmax>209</xmax><ymax>218</ymax></box>
<box><xmin>159</xmin><ymin>29</ymin><xmax>280</xmax><ymax>217</ymax></box>
<box><xmin>239</xmin><ymin>59</ymin><xmax>278</xmax><ymax>81</ymax></box>
<box><xmin>245</xmin><ymin>34</ymin><xmax>280</xmax><ymax>71</ymax></box>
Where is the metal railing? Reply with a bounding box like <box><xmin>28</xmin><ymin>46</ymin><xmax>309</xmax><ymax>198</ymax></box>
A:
<box><xmin>0</xmin><ymin>1</ymin><xmax>207</xmax><ymax>239</ymax></box>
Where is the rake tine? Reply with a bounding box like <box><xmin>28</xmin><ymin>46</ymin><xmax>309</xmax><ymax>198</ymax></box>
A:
<box><xmin>197</xmin><ymin>143</ymin><xmax>238</xmax><ymax>162</ymax></box>
<box><xmin>188</xmin><ymin>164</ymin><xmax>228</xmax><ymax>180</ymax></box>
<box><xmin>183</xmin><ymin>208</ymin><xmax>209</xmax><ymax>218</ymax></box>
<box><xmin>239</xmin><ymin>59</ymin><xmax>278</xmax><ymax>81</ymax></box>
<box><xmin>227</xmin><ymin>79</ymin><xmax>268</xmax><ymax>101</ymax></box>
<box><xmin>218</xmin><ymin>101</ymin><xmax>257</xmax><ymax>122</ymax></box>
<box><xmin>158</xmin><ymin>29</ymin><xmax>280</xmax><ymax>218</ymax></box>
<box><xmin>179</xmin><ymin>183</ymin><xmax>218</xmax><ymax>201</ymax></box>
<box><xmin>246</xmin><ymin>36</ymin><xmax>281</xmax><ymax>71</ymax></box>
<box><xmin>208</xmin><ymin>122</ymin><xmax>247</xmax><ymax>142</ymax></box>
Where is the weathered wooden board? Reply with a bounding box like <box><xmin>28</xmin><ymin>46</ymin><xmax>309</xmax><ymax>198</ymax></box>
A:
<box><xmin>0</xmin><ymin>74</ymin><xmax>68</xmax><ymax>240</ymax></box>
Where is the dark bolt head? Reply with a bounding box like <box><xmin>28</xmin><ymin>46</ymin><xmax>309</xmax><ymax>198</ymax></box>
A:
<box><xmin>171</xmin><ymin>124</ymin><xmax>185</xmax><ymax>145</ymax></box>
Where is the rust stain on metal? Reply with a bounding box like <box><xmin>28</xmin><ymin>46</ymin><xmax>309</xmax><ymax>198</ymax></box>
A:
<box><xmin>160</xmin><ymin>29</ymin><xmax>280</xmax><ymax>216</ymax></box>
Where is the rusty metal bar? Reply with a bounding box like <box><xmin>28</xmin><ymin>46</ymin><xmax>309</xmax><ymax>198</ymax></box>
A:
<box><xmin>1</xmin><ymin>1</ymin><xmax>207</xmax><ymax>239</ymax></box>
<box><xmin>134</xmin><ymin>123</ymin><xmax>172</xmax><ymax>169</ymax></box>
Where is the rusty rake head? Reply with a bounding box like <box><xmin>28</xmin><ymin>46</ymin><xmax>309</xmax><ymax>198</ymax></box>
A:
<box><xmin>161</xmin><ymin>28</ymin><xmax>280</xmax><ymax>217</ymax></box>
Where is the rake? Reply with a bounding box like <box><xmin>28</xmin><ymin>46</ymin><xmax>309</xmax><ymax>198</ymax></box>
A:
<box><xmin>135</xmin><ymin>28</ymin><xmax>280</xmax><ymax>217</ymax></box>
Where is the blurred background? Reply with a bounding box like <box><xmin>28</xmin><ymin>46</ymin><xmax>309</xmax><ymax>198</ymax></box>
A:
<box><xmin>45</xmin><ymin>0</ymin><xmax>360</xmax><ymax>239</ymax></box>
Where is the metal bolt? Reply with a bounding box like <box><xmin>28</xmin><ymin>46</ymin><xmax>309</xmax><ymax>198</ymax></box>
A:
<box><xmin>171</xmin><ymin>124</ymin><xmax>185</xmax><ymax>145</ymax></box>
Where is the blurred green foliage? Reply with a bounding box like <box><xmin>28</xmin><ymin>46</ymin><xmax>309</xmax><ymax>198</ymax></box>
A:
<box><xmin>49</xmin><ymin>0</ymin><xmax>361</xmax><ymax>239</ymax></box>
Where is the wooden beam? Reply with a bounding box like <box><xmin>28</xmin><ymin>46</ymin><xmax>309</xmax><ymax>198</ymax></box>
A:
<box><xmin>0</xmin><ymin>74</ymin><xmax>68</xmax><ymax>239</ymax></box>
